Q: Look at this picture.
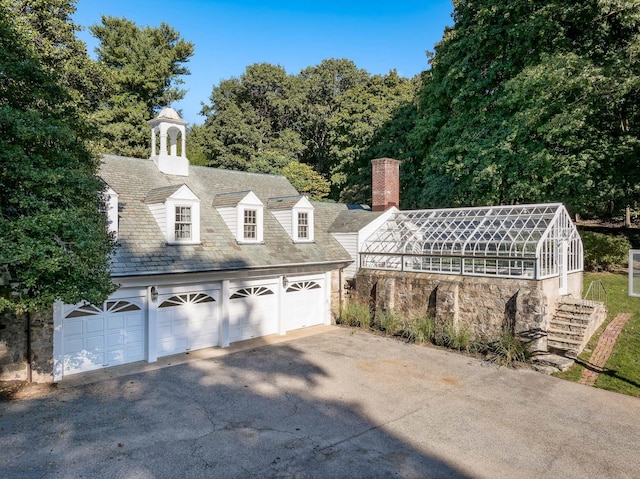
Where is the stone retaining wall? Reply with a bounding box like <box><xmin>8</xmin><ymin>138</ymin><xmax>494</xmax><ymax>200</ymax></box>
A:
<box><xmin>0</xmin><ymin>308</ymin><xmax>53</xmax><ymax>382</ymax></box>
<box><xmin>354</xmin><ymin>270</ymin><xmax>551</xmax><ymax>351</ymax></box>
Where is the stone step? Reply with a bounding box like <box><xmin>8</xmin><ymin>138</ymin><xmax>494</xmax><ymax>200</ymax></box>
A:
<box><xmin>556</xmin><ymin>304</ymin><xmax>594</xmax><ymax>315</ymax></box>
<box><xmin>532</xmin><ymin>353</ymin><xmax>575</xmax><ymax>372</ymax></box>
<box><xmin>552</xmin><ymin>311</ymin><xmax>591</xmax><ymax>324</ymax></box>
<box><xmin>560</xmin><ymin>297</ymin><xmax>590</xmax><ymax>306</ymax></box>
<box><xmin>548</xmin><ymin>320</ymin><xmax>588</xmax><ymax>333</ymax></box>
<box><xmin>547</xmin><ymin>336</ymin><xmax>582</xmax><ymax>350</ymax></box>
<box><xmin>548</xmin><ymin>328</ymin><xmax>584</xmax><ymax>342</ymax></box>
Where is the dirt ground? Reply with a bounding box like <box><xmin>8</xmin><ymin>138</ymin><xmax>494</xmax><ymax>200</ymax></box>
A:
<box><xmin>0</xmin><ymin>380</ymin><xmax>57</xmax><ymax>401</ymax></box>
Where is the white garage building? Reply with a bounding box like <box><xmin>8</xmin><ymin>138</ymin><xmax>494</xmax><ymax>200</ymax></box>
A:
<box><xmin>52</xmin><ymin>108</ymin><xmax>351</xmax><ymax>380</ymax></box>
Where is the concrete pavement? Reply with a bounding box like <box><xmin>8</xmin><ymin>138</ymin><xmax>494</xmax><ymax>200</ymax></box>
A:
<box><xmin>1</xmin><ymin>326</ymin><xmax>639</xmax><ymax>478</ymax></box>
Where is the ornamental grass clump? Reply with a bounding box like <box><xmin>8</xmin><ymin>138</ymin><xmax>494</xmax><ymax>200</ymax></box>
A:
<box><xmin>489</xmin><ymin>331</ymin><xmax>530</xmax><ymax>367</ymax></box>
<box><xmin>338</xmin><ymin>301</ymin><xmax>371</xmax><ymax>328</ymax></box>
<box><xmin>400</xmin><ymin>314</ymin><xmax>435</xmax><ymax>344</ymax></box>
<box><xmin>376</xmin><ymin>309</ymin><xmax>402</xmax><ymax>335</ymax></box>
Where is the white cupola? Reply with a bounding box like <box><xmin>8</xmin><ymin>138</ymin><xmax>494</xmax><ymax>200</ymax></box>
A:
<box><xmin>148</xmin><ymin>106</ymin><xmax>190</xmax><ymax>176</ymax></box>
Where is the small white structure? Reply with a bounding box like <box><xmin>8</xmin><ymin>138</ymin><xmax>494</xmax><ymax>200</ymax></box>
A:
<box><xmin>149</xmin><ymin>106</ymin><xmax>189</xmax><ymax>176</ymax></box>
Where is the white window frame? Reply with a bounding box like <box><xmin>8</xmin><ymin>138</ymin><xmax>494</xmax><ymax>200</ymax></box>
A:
<box><xmin>243</xmin><ymin>209</ymin><xmax>258</xmax><ymax>241</ymax></box>
<box><xmin>174</xmin><ymin>205</ymin><xmax>193</xmax><ymax>241</ymax></box>
<box><xmin>166</xmin><ymin>199</ymin><xmax>200</xmax><ymax>244</ymax></box>
<box><xmin>293</xmin><ymin>207</ymin><xmax>314</xmax><ymax>242</ymax></box>
<box><xmin>236</xmin><ymin>202</ymin><xmax>263</xmax><ymax>243</ymax></box>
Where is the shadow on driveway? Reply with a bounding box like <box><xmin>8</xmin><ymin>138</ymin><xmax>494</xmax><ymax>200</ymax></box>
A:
<box><xmin>0</xmin><ymin>334</ymin><xmax>471</xmax><ymax>479</ymax></box>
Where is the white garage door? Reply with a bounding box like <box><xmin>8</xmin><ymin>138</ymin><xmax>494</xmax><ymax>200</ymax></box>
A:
<box><xmin>157</xmin><ymin>292</ymin><xmax>219</xmax><ymax>357</ymax></box>
<box><xmin>61</xmin><ymin>300</ymin><xmax>145</xmax><ymax>376</ymax></box>
<box><xmin>229</xmin><ymin>284</ymin><xmax>278</xmax><ymax>343</ymax></box>
<box><xmin>284</xmin><ymin>278</ymin><xmax>326</xmax><ymax>331</ymax></box>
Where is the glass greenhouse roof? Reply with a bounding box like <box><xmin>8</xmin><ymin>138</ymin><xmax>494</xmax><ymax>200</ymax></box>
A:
<box><xmin>360</xmin><ymin>203</ymin><xmax>582</xmax><ymax>279</ymax></box>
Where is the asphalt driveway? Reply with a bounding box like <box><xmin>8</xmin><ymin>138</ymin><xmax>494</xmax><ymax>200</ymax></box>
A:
<box><xmin>1</xmin><ymin>326</ymin><xmax>639</xmax><ymax>478</ymax></box>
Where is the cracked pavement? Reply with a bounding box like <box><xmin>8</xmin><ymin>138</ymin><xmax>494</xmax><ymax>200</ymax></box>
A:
<box><xmin>1</xmin><ymin>327</ymin><xmax>640</xmax><ymax>478</ymax></box>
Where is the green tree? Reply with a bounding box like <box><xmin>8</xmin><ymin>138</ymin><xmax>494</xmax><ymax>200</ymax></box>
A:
<box><xmin>196</xmin><ymin>63</ymin><xmax>304</xmax><ymax>173</ymax></box>
<box><xmin>196</xmin><ymin>59</ymin><xmax>416</xmax><ymax>200</ymax></box>
<box><xmin>335</xmin><ymin>72</ymin><xmax>420</xmax><ymax>205</ymax></box>
<box><xmin>412</xmin><ymin>0</ymin><xmax>640</xmax><ymax>215</ymax></box>
<box><xmin>90</xmin><ymin>16</ymin><xmax>194</xmax><ymax>158</ymax></box>
<box><xmin>282</xmin><ymin>162</ymin><xmax>331</xmax><ymax>201</ymax></box>
<box><xmin>0</xmin><ymin>2</ymin><xmax>115</xmax><ymax>312</ymax></box>
<box><xmin>10</xmin><ymin>0</ymin><xmax>109</xmax><ymax>116</ymax></box>
<box><xmin>297</xmin><ymin>58</ymin><xmax>370</xmax><ymax>177</ymax></box>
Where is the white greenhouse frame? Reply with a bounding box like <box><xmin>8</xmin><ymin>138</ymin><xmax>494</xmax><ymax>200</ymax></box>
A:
<box><xmin>360</xmin><ymin>203</ymin><xmax>583</xmax><ymax>280</ymax></box>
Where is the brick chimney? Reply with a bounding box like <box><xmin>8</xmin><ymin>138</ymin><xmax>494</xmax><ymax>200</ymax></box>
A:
<box><xmin>371</xmin><ymin>158</ymin><xmax>400</xmax><ymax>211</ymax></box>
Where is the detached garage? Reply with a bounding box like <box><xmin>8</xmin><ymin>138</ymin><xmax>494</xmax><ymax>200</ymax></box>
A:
<box><xmin>42</xmin><ymin>109</ymin><xmax>353</xmax><ymax>383</ymax></box>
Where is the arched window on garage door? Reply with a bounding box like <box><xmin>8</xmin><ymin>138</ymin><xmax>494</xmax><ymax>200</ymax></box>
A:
<box><xmin>159</xmin><ymin>293</ymin><xmax>216</xmax><ymax>308</ymax></box>
<box><xmin>286</xmin><ymin>281</ymin><xmax>321</xmax><ymax>293</ymax></box>
<box><xmin>230</xmin><ymin>286</ymin><xmax>274</xmax><ymax>299</ymax></box>
<box><xmin>65</xmin><ymin>300</ymin><xmax>141</xmax><ymax>317</ymax></box>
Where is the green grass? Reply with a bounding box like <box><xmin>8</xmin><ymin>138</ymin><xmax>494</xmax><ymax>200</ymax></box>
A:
<box><xmin>555</xmin><ymin>272</ymin><xmax>640</xmax><ymax>397</ymax></box>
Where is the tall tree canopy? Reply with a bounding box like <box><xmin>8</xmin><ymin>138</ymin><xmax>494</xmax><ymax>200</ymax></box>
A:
<box><xmin>412</xmin><ymin>0</ymin><xmax>640</xmax><ymax>215</ymax></box>
<box><xmin>0</xmin><ymin>0</ymin><xmax>115</xmax><ymax>312</ymax></box>
<box><xmin>194</xmin><ymin>59</ymin><xmax>415</xmax><ymax>201</ymax></box>
<box><xmin>90</xmin><ymin>16</ymin><xmax>194</xmax><ymax>158</ymax></box>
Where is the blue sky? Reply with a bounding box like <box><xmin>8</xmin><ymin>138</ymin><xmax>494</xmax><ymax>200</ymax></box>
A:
<box><xmin>73</xmin><ymin>1</ymin><xmax>454</xmax><ymax>125</ymax></box>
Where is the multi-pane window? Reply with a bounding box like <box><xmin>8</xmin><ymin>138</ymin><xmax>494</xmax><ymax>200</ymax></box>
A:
<box><xmin>297</xmin><ymin>212</ymin><xmax>309</xmax><ymax>239</ymax></box>
<box><xmin>175</xmin><ymin>206</ymin><xmax>191</xmax><ymax>240</ymax></box>
<box><xmin>243</xmin><ymin>209</ymin><xmax>257</xmax><ymax>240</ymax></box>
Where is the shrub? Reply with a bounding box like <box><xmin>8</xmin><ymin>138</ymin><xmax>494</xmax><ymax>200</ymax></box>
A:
<box><xmin>338</xmin><ymin>301</ymin><xmax>371</xmax><ymax>328</ymax></box>
<box><xmin>582</xmin><ymin>231</ymin><xmax>632</xmax><ymax>272</ymax></box>
<box><xmin>489</xmin><ymin>331</ymin><xmax>530</xmax><ymax>367</ymax></box>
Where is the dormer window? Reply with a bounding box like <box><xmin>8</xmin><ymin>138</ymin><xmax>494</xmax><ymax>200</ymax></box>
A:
<box><xmin>297</xmin><ymin>212</ymin><xmax>309</xmax><ymax>240</ymax></box>
<box><xmin>175</xmin><ymin>206</ymin><xmax>192</xmax><ymax>240</ymax></box>
<box><xmin>267</xmin><ymin>195</ymin><xmax>314</xmax><ymax>243</ymax></box>
<box><xmin>213</xmin><ymin>191</ymin><xmax>264</xmax><ymax>244</ymax></box>
<box><xmin>243</xmin><ymin>209</ymin><xmax>257</xmax><ymax>240</ymax></box>
<box><xmin>145</xmin><ymin>184</ymin><xmax>201</xmax><ymax>245</ymax></box>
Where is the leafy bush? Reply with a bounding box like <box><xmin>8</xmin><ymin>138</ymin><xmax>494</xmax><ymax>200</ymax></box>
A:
<box><xmin>489</xmin><ymin>331</ymin><xmax>530</xmax><ymax>367</ymax></box>
<box><xmin>338</xmin><ymin>301</ymin><xmax>371</xmax><ymax>328</ymax></box>
<box><xmin>582</xmin><ymin>231</ymin><xmax>632</xmax><ymax>272</ymax></box>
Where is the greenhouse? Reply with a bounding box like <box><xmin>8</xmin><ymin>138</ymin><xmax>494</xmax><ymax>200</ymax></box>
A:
<box><xmin>360</xmin><ymin>203</ymin><xmax>583</xmax><ymax>282</ymax></box>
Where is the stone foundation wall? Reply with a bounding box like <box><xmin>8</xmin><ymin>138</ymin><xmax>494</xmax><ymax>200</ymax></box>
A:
<box><xmin>0</xmin><ymin>308</ymin><xmax>54</xmax><ymax>382</ymax></box>
<box><xmin>330</xmin><ymin>269</ymin><xmax>342</xmax><ymax>321</ymax></box>
<box><xmin>354</xmin><ymin>270</ymin><xmax>549</xmax><ymax>351</ymax></box>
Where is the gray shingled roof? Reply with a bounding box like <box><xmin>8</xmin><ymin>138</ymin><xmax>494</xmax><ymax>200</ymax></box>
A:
<box><xmin>144</xmin><ymin>184</ymin><xmax>185</xmax><ymax>204</ymax></box>
<box><xmin>99</xmin><ymin>155</ymin><xmax>352</xmax><ymax>276</ymax></box>
<box><xmin>267</xmin><ymin>196</ymin><xmax>304</xmax><ymax>210</ymax></box>
<box><xmin>328</xmin><ymin>208</ymin><xmax>384</xmax><ymax>233</ymax></box>
<box><xmin>212</xmin><ymin>191</ymin><xmax>253</xmax><ymax>207</ymax></box>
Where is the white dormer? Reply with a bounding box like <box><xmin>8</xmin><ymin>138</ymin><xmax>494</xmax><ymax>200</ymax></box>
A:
<box><xmin>145</xmin><ymin>184</ymin><xmax>201</xmax><ymax>244</ymax></box>
<box><xmin>148</xmin><ymin>107</ymin><xmax>190</xmax><ymax>176</ymax></box>
<box><xmin>213</xmin><ymin>191</ymin><xmax>264</xmax><ymax>243</ymax></box>
<box><xmin>105</xmin><ymin>186</ymin><xmax>119</xmax><ymax>239</ymax></box>
<box><xmin>268</xmin><ymin>195</ymin><xmax>315</xmax><ymax>242</ymax></box>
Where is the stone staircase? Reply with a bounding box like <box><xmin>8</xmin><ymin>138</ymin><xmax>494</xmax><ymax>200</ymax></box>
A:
<box><xmin>547</xmin><ymin>297</ymin><xmax>607</xmax><ymax>357</ymax></box>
